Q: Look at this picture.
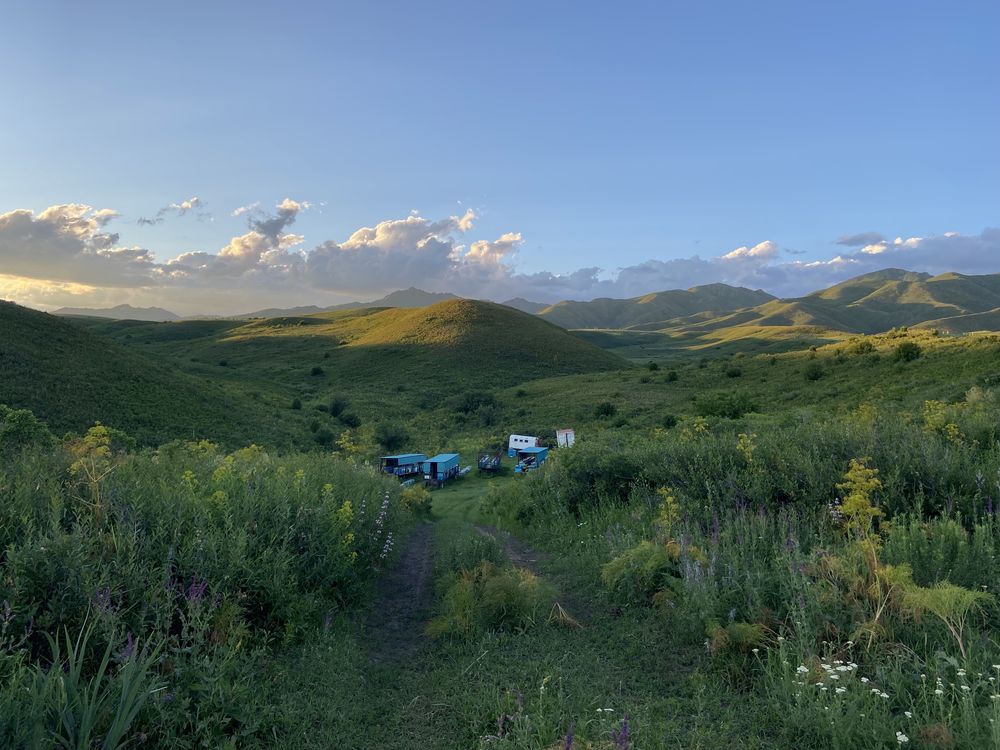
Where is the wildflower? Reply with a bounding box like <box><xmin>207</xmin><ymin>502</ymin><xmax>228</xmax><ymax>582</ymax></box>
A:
<box><xmin>563</xmin><ymin>723</ymin><xmax>575</xmax><ymax>750</ymax></box>
<box><xmin>904</xmin><ymin>711</ymin><xmax>912</xmax><ymax>718</ymax></box>
<box><xmin>796</xmin><ymin>665</ymin><xmax>809</xmax><ymax>674</ymax></box>
<box><xmin>830</xmin><ymin>674</ymin><xmax>840</xmax><ymax>681</ymax></box>
<box><xmin>861</xmin><ymin>677</ymin><xmax>870</xmax><ymax>683</ymax></box>
<box><xmin>611</xmin><ymin>714</ymin><xmax>631</xmax><ymax>750</ymax></box>
<box><xmin>896</xmin><ymin>731</ymin><xmax>909</xmax><ymax>744</ymax></box>
<box><xmin>836</xmin><ymin>687</ymin><xmax>847</xmax><ymax>694</ymax></box>
<box><xmin>935</xmin><ymin>689</ymin><xmax>944</xmax><ymax>696</ymax></box>
<box><xmin>961</xmin><ymin>685</ymin><xmax>970</xmax><ymax>692</ymax></box>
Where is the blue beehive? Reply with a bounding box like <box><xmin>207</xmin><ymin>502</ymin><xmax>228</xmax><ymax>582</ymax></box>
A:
<box><xmin>381</xmin><ymin>453</ymin><xmax>428</xmax><ymax>478</ymax></box>
<box><xmin>423</xmin><ymin>453</ymin><xmax>461</xmax><ymax>483</ymax></box>
<box><xmin>514</xmin><ymin>446</ymin><xmax>549</xmax><ymax>473</ymax></box>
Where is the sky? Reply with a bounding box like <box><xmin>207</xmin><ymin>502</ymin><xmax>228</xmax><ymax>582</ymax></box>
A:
<box><xmin>1</xmin><ymin>0</ymin><xmax>998</xmax><ymax>315</ymax></box>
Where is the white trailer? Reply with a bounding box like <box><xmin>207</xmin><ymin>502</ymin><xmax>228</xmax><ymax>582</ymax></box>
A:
<box><xmin>508</xmin><ymin>434</ymin><xmax>540</xmax><ymax>457</ymax></box>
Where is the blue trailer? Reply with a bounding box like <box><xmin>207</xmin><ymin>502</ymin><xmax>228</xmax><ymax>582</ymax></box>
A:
<box><xmin>381</xmin><ymin>453</ymin><xmax>428</xmax><ymax>478</ymax></box>
<box><xmin>514</xmin><ymin>446</ymin><xmax>549</xmax><ymax>473</ymax></box>
<box><xmin>423</xmin><ymin>453</ymin><xmax>461</xmax><ymax>485</ymax></box>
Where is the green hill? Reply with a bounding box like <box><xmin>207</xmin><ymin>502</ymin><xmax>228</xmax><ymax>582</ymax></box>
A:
<box><xmin>555</xmin><ymin>270</ymin><xmax>1000</xmax><ymax>360</ymax></box>
<box><xmin>0</xmin><ymin>300</ymin><xmax>302</xmax><ymax>446</ymax></box>
<box><xmin>67</xmin><ymin>299</ymin><xmax>629</xmax><ymax>425</ymax></box>
<box><xmin>536</xmin><ymin>283</ymin><xmax>775</xmax><ymax>329</ymax></box>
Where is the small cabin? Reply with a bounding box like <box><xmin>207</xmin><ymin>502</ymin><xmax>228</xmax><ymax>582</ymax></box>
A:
<box><xmin>514</xmin><ymin>446</ymin><xmax>549</xmax><ymax>473</ymax></box>
<box><xmin>508</xmin><ymin>434</ymin><xmax>540</xmax><ymax>457</ymax></box>
<box><xmin>556</xmin><ymin>428</ymin><xmax>576</xmax><ymax>448</ymax></box>
<box><xmin>381</xmin><ymin>453</ymin><xmax>428</xmax><ymax>478</ymax></box>
<box><xmin>423</xmin><ymin>453</ymin><xmax>461</xmax><ymax>485</ymax></box>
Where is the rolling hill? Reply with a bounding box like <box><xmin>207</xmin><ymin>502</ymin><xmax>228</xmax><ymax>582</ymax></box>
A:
<box><xmin>0</xmin><ymin>300</ymin><xmax>303</xmax><ymax>446</ymax></box>
<box><xmin>64</xmin><ymin>299</ymin><xmax>629</xmax><ymax>427</ymax></box>
<box><xmin>537</xmin><ymin>269</ymin><xmax>1000</xmax><ymax>360</ymax></box>
<box><xmin>536</xmin><ymin>284</ymin><xmax>776</xmax><ymax>329</ymax></box>
<box><xmin>238</xmin><ymin>287</ymin><xmax>458</xmax><ymax>319</ymax></box>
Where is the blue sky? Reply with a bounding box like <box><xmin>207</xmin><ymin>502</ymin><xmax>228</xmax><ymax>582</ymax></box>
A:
<box><xmin>1</xmin><ymin>1</ymin><xmax>998</xmax><ymax>313</ymax></box>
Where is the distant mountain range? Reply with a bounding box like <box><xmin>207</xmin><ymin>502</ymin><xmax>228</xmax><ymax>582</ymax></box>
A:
<box><xmin>526</xmin><ymin>269</ymin><xmax>1000</xmax><ymax>350</ymax></box>
<box><xmin>45</xmin><ymin>270</ymin><xmax>1000</xmax><ymax>340</ymax></box>
<box><xmin>237</xmin><ymin>287</ymin><xmax>459</xmax><ymax>319</ymax></box>
<box><xmin>52</xmin><ymin>304</ymin><xmax>181</xmax><ymax>322</ymax></box>
<box><xmin>533</xmin><ymin>284</ymin><xmax>776</xmax><ymax>329</ymax></box>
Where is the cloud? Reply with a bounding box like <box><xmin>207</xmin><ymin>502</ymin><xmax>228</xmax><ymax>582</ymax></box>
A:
<box><xmin>4</xmin><ymin>198</ymin><xmax>1000</xmax><ymax>314</ymax></box>
<box><xmin>836</xmin><ymin>231</ymin><xmax>884</xmax><ymax>247</ymax></box>
<box><xmin>0</xmin><ymin>204</ymin><xmax>157</xmax><ymax>286</ymax></box>
<box><xmin>721</xmin><ymin>240</ymin><xmax>779</xmax><ymax>261</ymax></box>
<box><xmin>138</xmin><ymin>197</ymin><xmax>208</xmax><ymax>226</ymax></box>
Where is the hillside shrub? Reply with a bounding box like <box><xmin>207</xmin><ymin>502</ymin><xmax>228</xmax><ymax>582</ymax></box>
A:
<box><xmin>694</xmin><ymin>391</ymin><xmax>755</xmax><ymax>419</ymax></box>
<box><xmin>329</xmin><ymin>395</ymin><xmax>349</xmax><ymax>417</ymax></box>
<box><xmin>725</xmin><ymin>366</ymin><xmax>742</xmax><ymax>378</ymax></box>
<box><xmin>456</xmin><ymin>391</ymin><xmax>498</xmax><ymax>415</ymax></box>
<box><xmin>338</xmin><ymin>412</ymin><xmax>361</xmax><ymax>429</ymax></box>
<box><xmin>290</xmin><ymin>397</ymin><xmax>302</xmax><ymax>410</ymax></box>
<box><xmin>803</xmin><ymin>362</ymin><xmax>824</xmax><ymax>381</ymax></box>
<box><xmin>594</xmin><ymin>401</ymin><xmax>617</xmax><ymax>418</ymax></box>
<box><xmin>0</xmin><ymin>404</ymin><xmax>54</xmax><ymax>455</ymax></box>
<box><xmin>310</xmin><ymin>366</ymin><xmax>324</xmax><ymax>376</ymax></box>
<box><xmin>665</xmin><ymin>370</ymin><xmax>679</xmax><ymax>382</ymax></box>
<box><xmin>375</xmin><ymin>421</ymin><xmax>409</xmax><ymax>452</ymax></box>
<box><xmin>894</xmin><ymin>341</ymin><xmax>923</xmax><ymax>362</ymax></box>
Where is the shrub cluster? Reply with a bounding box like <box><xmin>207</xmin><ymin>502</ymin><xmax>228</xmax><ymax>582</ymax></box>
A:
<box><xmin>0</xmin><ymin>427</ymin><xmax>403</xmax><ymax>746</ymax></box>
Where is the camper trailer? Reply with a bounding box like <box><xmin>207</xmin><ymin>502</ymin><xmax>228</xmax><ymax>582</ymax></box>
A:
<box><xmin>507</xmin><ymin>434</ymin><xmax>540</xmax><ymax>457</ymax></box>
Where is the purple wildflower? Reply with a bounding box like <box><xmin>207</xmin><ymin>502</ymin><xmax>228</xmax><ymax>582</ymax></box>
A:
<box><xmin>611</xmin><ymin>714</ymin><xmax>631</xmax><ymax>749</ymax></box>
<box><xmin>186</xmin><ymin>577</ymin><xmax>208</xmax><ymax>603</ymax></box>
<box><xmin>515</xmin><ymin>690</ymin><xmax>524</xmax><ymax>714</ymax></box>
<box><xmin>988</xmin><ymin>497</ymin><xmax>995</xmax><ymax>515</ymax></box>
<box><xmin>117</xmin><ymin>632</ymin><xmax>136</xmax><ymax>662</ymax></box>
<box><xmin>564</xmin><ymin>723</ymin><xmax>575</xmax><ymax>749</ymax></box>
<box><xmin>1</xmin><ymin>600</ymin><xmax>12</xmax><ymax>624</ymax></box>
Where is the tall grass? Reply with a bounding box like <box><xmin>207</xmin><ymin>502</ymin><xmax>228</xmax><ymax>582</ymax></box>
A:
<box><xmin>0</xmin><ymin>429</ymin><xmax>404</xmax><ymax>747</ymax></box>
<box><xmin>489</xmin><ymin>397</ymin><xmax>1000</xmax><ymax>746</ymax></box>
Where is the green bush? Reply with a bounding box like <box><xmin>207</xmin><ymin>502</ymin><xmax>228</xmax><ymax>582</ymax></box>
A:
<box><xmin>694</xmin><ymin>391</ymin><xmax>755</xmax><ymax>419</ymax></box>
<box><xmin>594</xmin><ymin>401</ymin><xmax>617</xmax><ymax>418</ymax></box>
<box><xmin>329</xmin><ymin>395</ymin><xmax>349</xmax><ymax>417</ymax></box>
<box><xmin>894</xmin><ymin>341</ymin><xmax>923</xmax><ymax>362</ymax></box>
<box><xmin>427</xmin><ymin>561</ymin><xmax>554</xmax><ymax>637</ymax></box>
<box><xmin>338</xmin><ymin>412</ymin><xmax>361</xmax><ymax>429</ymax></box>
<box><xmin>375</xmin><ymin>421</ymin><xmax>409</xmax><ymax>451</ymax></box>
<box><xmin>725</xmin><ymin>366</ymin><xmax>742</xmax><ymax>378</ymax></box>
<box><xmin>665</xmin><ymin>370</ymin><xmax>679</xmax><ymax>382</ymax></box>
<box><xmin>803</xmin><ymin>362</ymin><xmax>824</xmax><ymax>381</ymax></box>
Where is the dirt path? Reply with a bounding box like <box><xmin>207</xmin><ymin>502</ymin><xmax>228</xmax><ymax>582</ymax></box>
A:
<box><xmin>362</xmin><ymin>522</ymin><xmax>435</xmax><ymax>662</ymax></box>
<box><xmin>473</xmin><ymin>523</ymin><xmax>591</xmax><ymax>623</ymax></box>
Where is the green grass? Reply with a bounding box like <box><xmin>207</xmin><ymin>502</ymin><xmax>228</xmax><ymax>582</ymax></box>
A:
<box><xmin>0</xmin><ymin>300</ymin><xmax>304</xmax><ymax>447</ymax></box>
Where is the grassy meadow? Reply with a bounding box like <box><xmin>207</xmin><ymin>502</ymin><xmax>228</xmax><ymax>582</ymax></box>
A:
<box><xmin>6</xmin><ymin>295</ymin><xmax>1000</xmax><ymax>747</ymax></box>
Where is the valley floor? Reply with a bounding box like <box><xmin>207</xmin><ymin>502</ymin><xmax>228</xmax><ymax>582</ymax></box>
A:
<box><xmin>263</xmin><ymin>478</ymin><xmax>774</xmax><ymax>749</ymax></box>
